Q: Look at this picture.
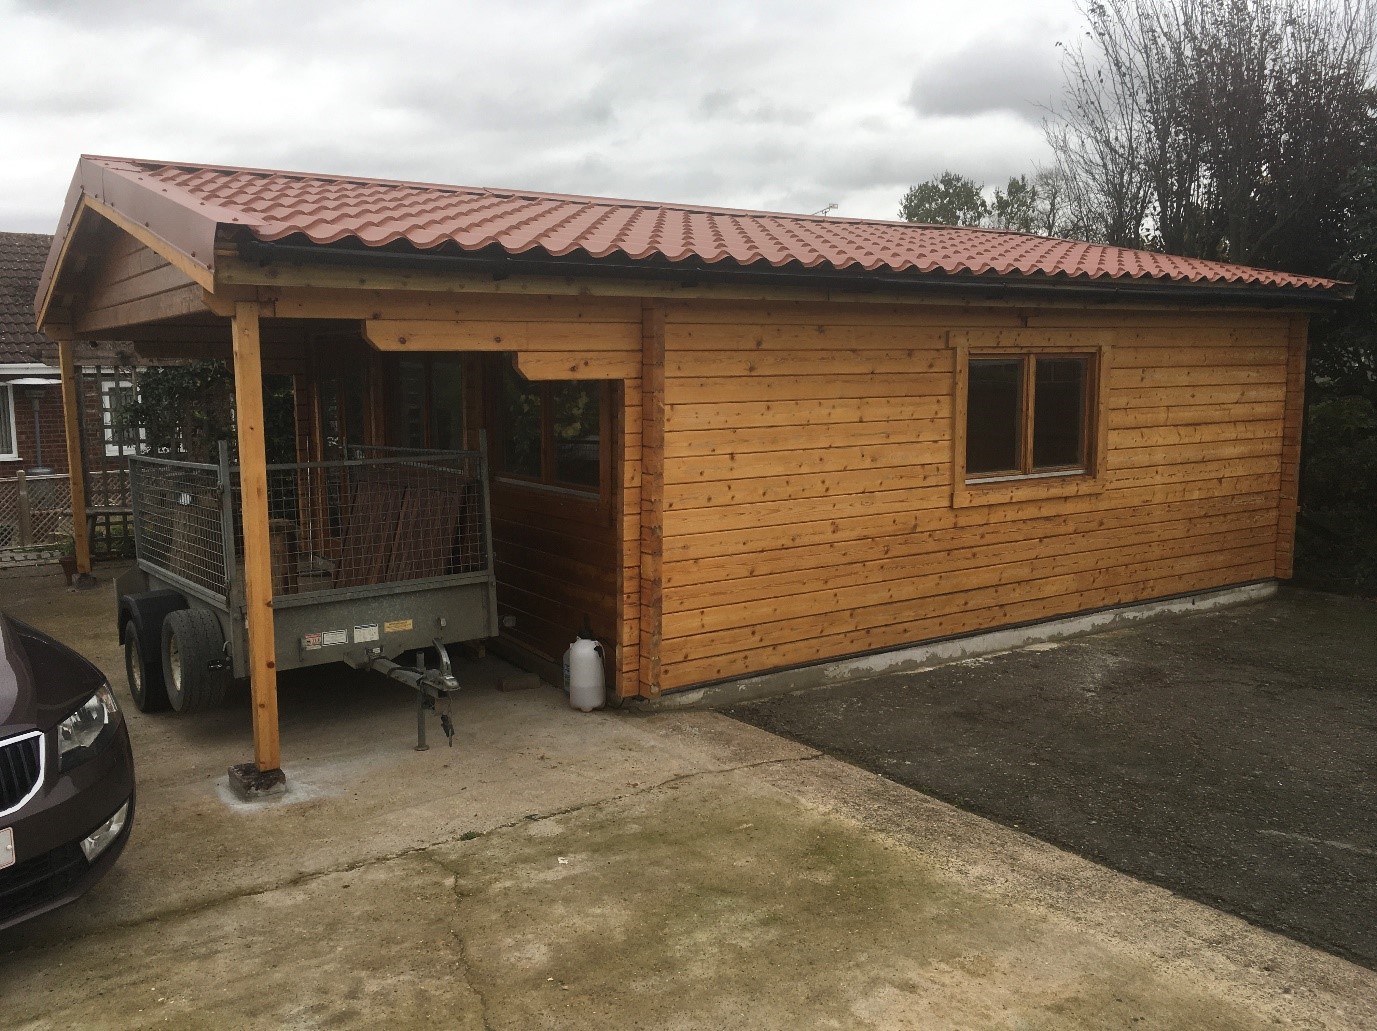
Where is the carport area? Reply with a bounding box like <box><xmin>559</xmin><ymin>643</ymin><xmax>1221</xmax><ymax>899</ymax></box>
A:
<box><xmin>729</xmin><ymin>589</ymin><xmax>1377</xmax><ymax>970</ymax></box>
<box><xmin>2</xmin><ymin>570</ymin><xmax>1377</xmax><ymax>1028</ymax></box>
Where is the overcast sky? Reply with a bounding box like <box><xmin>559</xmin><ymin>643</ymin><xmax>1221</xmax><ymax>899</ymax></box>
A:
<box><xmin>0</xmin><ymin>0</ymin><xmax>1082</xmax><ymax>233</ymax></box>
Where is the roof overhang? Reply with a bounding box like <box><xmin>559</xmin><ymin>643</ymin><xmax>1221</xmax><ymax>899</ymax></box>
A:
<box><xmin>234</xmin><ymin>233</ymin><xmax>1353</xmax><ymax>312</ymax></box>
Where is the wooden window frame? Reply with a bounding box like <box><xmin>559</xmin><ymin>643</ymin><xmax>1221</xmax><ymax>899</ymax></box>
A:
<box><xmin>951</xmin><ymin>334</ymin><xmax>1112</xmax><ymax>509</ymax></box>
<box><xmin>487</xmin><ymin>358</ymin><xmax>612</xmax><ymax>502</ymax></box>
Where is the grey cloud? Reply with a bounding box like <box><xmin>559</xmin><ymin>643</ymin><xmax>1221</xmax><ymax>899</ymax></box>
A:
<box><xmin>907</xmin><ymin>35</ymin><xmax>1064</xmax><ymax>122</ymax></box>
<box><xmin>0</xmin><ymin>0</ymin><xmax>1080</xmax><ymax>228</ymax></box>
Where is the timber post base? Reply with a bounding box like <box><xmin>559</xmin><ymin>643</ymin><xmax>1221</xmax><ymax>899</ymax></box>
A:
<box><xmin>227</xmin><ymin>762</ymin><xmax>288</xmax><ymax>802</ymax></box>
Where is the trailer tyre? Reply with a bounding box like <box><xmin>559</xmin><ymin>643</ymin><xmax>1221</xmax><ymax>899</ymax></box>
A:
<box><xmin>119</xmin><ymin>590</ymin><xmax>187</xmax><ymax>713</ymax></box>
<box><xmin>125</xmin><ymin>620</ymin><xmax>171</xmax><ymax>712</ymax></box>
<box><xmin>161</xmin><ymin>609</ymin><xmax>229</xmax><ymax>714</ymax></box>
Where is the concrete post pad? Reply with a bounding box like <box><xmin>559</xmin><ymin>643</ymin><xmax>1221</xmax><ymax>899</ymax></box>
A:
<box><xmin>227</xmin><ymin>762</ymin><xmax>288</xmax><ymax>801</ymax></box>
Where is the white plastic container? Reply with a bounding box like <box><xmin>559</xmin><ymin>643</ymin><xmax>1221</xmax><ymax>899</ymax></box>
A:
<box><xmin>564</xmin><ymin>637</ymin><xmax>606</xmax><ymax>712</ymax></box>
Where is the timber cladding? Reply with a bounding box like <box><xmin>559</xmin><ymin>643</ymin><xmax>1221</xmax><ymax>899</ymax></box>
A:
<box><xmin>651</xmin><ymin>301</ymin><xmax>1294</xmax><ymax>694</ymax></box>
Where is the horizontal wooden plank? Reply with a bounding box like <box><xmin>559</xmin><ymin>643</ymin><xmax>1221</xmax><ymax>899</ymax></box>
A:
<box><xmin>515</xmin><ymin>351</ymin><xmax>641</xmax><ymax>380</ymax></box>
<box><xmin>667</xmin><ymin>372</ymin><xmax>950</xmax><ymax>403</ymax></box>
<box><xmin>664</xmin><ymin>465</ymin><xmax>950</xmax><ymax>513</ymax></box>
<box><xmin>665</xmin><ymin>419</ymin><xmax>943</xmax><ymax>458</ymax></box>
<box><xmin>83</xmin><ymin>259</ymin><xmax>191</xmax><ymax>312</ymax></box>
<box><xmin>663</xmin><ymin>475</ymin><xmax>1279</xmax><ymax>557</ymax></box>
<box><xmin>664</xmin><ymin>300</ymin><xmax>1287</xmax><ymax>330</ymax></box>
<box><xmin>662</xmin><ymin>503</ymin><xmax>1276</xmax><ymax>603</ymax></box>
<box><xmin>1113</xmin><ymin>344</ymin><xmax>1287</xmax><ymax>367</ymax></box>
<box><xmin>1108</xmin><ymin>401</ymin><xmax>1284</xmax><ymax>429</ymax></box>
<box><xmin>663</xmin><ymin>441</ymin><xmax>949</xmax><ymax>484</ymax></box>
<box><xmin>660</xmin><ymin>543</ymin><xmax>1273</xmax><ymax>663</ymax></box>
<box><xmin>1112</xmin><ymin>384</ymin><xmax>1285</xmax><ymax>409</ymax></box>
<box><xmin>664</xmin><ymin>529</ymin><xmax>1273</xmax><ymax>638</ymax></box>
<box><xmin>1106</xmin><ymin>421</ymin><xmax>1284</xmax><ymax>448</ymax></box>
<box><xmin>1109</xmin><ymin>365</ymin><xmax>1287</xmax><ymax>389</ymax></box>
<box><xmin>272</xmin><ymin>287</ymin><xmax>642</xmax><ymax>323</ymax></box>
<box><xmin>667</xmin><ymin>322</ymin><xmax>949</xmax><ymax>351</ymax></box>
<box><xmin>75</xmin><ymin>281</ymin><xmax>210</xmax><ymax>334</ymax></box>
<box><xmin>659</xmin><ymin>561</ymin><xmax>1275</xmax><ymax>688</ymax></box>
<box><xmin>666</xmin><ymin>395</ymin><xmax>950</xmax><ymax>430</ymax></box>
<box><xmin>665</xmin><ymin>349</ymin><xmax>951</xmax><ymax>378</ymax></box>
<box><xmin>1109</xmin><ymin>437</ymin><xmax>1282</xmax><ymax>469</ymax></box>
<box><xmin>364</xmin><ymin>319</ymin><xmax>640</xmax><ymax>353</ymax></box>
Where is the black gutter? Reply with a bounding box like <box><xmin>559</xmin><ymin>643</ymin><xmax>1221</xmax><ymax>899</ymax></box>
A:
<box><xmin>236</xmin><ymin>236</ymin><xmax>1352</xmax><ymax>310</ymax></box>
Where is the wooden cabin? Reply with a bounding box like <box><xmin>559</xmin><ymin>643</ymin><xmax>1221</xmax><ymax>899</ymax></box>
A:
<box><xmin>35</xmin><ymin>156</ymin><xmax>1344</xmax><ymax>779</ymax></box>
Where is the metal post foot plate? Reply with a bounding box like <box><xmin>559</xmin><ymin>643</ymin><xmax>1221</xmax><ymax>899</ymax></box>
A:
<box><xmin>227</xmin><ymin>762</ymin><xmax>288</xmax><ymax>802</ymax></box>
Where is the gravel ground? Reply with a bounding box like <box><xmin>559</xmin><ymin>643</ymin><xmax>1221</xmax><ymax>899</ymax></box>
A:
<box><xmin>727</xmin><ymin>589</ymin><xmax>1377</xmax><ymax>969</ymax></box>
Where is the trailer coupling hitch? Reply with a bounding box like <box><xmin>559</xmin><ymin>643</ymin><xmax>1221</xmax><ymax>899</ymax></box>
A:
<box><xmin>364</xmin><ymin>639</ymin><xmax>461</xmax><ymax>751</ymax></box>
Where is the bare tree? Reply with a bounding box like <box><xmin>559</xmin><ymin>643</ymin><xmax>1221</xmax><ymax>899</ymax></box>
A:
<box><xmin>1045</xmin><ymin>0</ymin><xmax>1377</xmax><ymax>267</ymax></box>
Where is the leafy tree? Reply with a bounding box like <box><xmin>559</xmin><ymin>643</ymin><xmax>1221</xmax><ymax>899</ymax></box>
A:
<box><xmin>899</xmin><ymin>172</ymin><xmax>990</xmax><ymax>226</ymax></box>
<box><xmin>990</xmin><ymin>175</ymin><xmax>1041</xmax><ymax>233</ymax></box>
<box><xmin>901</xmin><ymin>170</ymin><xmax>1077</xmax><ymax>236</ymax></box>
<box><xmin>124</xmin><ymin>361</ymin><xmax>296</xmax><ymax>464</ymax></box>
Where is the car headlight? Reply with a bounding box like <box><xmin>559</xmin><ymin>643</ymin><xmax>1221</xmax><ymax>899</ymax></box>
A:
<box><xmin>57</xmin><ymin>683</ymin><xmax>119</xmax><ymax>773</ymax></box>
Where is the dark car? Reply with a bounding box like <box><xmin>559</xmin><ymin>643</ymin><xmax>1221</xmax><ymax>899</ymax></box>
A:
<box><xmin>0</xmin><ymin>615</ymin><xmax>134</xmax><ymax>931</ymax></box>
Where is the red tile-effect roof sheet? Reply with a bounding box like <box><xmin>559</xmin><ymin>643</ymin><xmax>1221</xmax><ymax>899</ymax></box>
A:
<box><xmin>71</xmin><ymin>156</ymin><xmax>1340</xmax><ymax>293</ymax></box>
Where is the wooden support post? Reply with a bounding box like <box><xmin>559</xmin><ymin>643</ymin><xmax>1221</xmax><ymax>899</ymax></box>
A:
<box><xmin>57</xmin><ymin>339</ymin><xmax>92</xmax><ymax>574</ymax></box>
<box><xmin>231</xmin><ymin>302</ymin><xmax>283</xmax><ymax>780</ymax></box>
<box><xmin>639</xmin><ymin>303</ymin><xmax>665</xmax><ymax>697</ymax></box>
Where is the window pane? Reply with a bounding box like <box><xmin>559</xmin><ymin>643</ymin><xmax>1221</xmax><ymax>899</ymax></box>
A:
<box><xmin>552</xmin><ymin>382</ymin><xmax>601</xmax><ymax>488</ymax></box>
<box><xmin>394</xmin><ymin>358</ymin><xmax>427</xmax><ymax>448</ymax></box>
<box><xmin>0</xmin><ymin>388</ymin><xmax>12</xmax><ymax>456</ymax></box>
<box><xmin>499</xmin><ymin>364</ymin><xmax>542</xmax><ymax>477</ymax></box>
<box><xmin>966</xmin><ymin>359</ymin><xmax>1022</xmax><ymax>474</ymax></box>
<box><xmin>1033</xmin><ymin>357</ymin><xmax>1088</xmax><ymax>469</ymax></box>
<box><xmin>429</xmin><ymin>359</ymin><xmax>465</xmax><ymax>450</ymax></box>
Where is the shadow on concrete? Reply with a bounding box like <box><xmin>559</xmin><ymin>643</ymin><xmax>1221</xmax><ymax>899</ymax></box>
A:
<box><xmin>727</xmin><ymin>589</ymin><xmax>1377</xmax><ymax>969</ymax></box>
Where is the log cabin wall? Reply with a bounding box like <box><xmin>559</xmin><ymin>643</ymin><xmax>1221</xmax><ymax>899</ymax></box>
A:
<box><xmin>651</xmin><ymin>300</ymin><xmax>1298</xmax><ymax>694</ymax></box>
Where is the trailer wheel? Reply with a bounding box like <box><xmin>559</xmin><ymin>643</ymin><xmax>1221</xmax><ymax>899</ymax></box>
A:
<box><xmin>125</xmin><ymin>619</ymin><xmax>171</xmax><ymax>712</ymax></box>
<box><xmin>119</xmin><ymin>590</ymin><xmax>186</xmax><ymax>713</ymax></box>
<box><xmin>161</xmin><ymin>609</ymin><xmax>229</xmax><ymax>714</ymax></box>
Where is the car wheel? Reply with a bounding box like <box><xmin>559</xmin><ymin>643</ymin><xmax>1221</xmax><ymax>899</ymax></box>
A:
<box><xmin>125</xmin><ymin>618</ymin><xmax>171</xmax><ymax>712</ymax></box>
<box><xmin>161</xmin><ymin>609</ymin><xmax>229</xmax><ymax>714</ymax></box>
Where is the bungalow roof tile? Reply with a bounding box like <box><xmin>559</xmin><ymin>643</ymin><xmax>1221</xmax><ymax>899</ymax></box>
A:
<box><xmin>47</xmin><ymin>156</ymin><xmax>1343</xmax><ymax>295</ymax></box>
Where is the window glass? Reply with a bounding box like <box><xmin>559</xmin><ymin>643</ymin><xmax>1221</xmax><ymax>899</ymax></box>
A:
<box><xmin>429</xmin><ymin>359</ymin><xmax>465</xmax><ymax>450</ymax></box>
<box><xmin>1033</xmin><ymin>357</ymin><xmax>1088</xmax><ymax>469</ymax></box>
<box><xmin>552</xmin><ymin>382</ymin><xmax>601</xmax><ymax>488</ymax></box>
<box><xmin>395</xmin><ymin>358</ymin><xmax>427</xmax><ymax>448</ymax></box>
<box><xmin>0</xmin><ymin>387</ymin><xmax>13</xmax><ymax>457</ymax></box>
<box><xmin>499</xmin><ymin>364</ymin><xmax>543</xmax><ymax>478</ymax></box>
<box><xmin>966</xmin><ymin>359</ymin><xmax>1022</xmax><ymax>474</ymax></box>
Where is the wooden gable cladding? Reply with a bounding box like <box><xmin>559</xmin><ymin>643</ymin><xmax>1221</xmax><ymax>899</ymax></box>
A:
<box><xmin>71</xmin><ymin>229</ymin><xmax>209</xmax><ymax>335</ymax></box>
<box><xmin>653</xmin><ymin>301</ymin><xmax>1296</xmax><ymax>692</ymax></box>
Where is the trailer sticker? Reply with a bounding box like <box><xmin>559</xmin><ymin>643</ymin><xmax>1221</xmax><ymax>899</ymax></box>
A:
<box><xmin>384</xmin><ymin>619</ymin><xmax>414</xmax><ymax>634</ymax></box>
<box><xmin>303</xmin><ymin>629</ymin><xmax>349</xmax><ymax>651</ymax></box>
<box><xmin>354</xmin><ymin>623</ymin><xmax>380</xmax><ymax>644</ymax></box>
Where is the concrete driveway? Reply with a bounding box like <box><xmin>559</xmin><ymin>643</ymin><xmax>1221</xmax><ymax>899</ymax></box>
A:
<box><xmin>2</xmin><ymin>567</ymin><xmax>1375</xmax><ymax>1029</ymax></box>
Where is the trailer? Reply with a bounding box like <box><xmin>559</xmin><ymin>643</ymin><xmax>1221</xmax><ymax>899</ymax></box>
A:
<box><xmin>114</xmin><ymin>442</ymin><xmax>498</xmax><ymax>750</ymax></box>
